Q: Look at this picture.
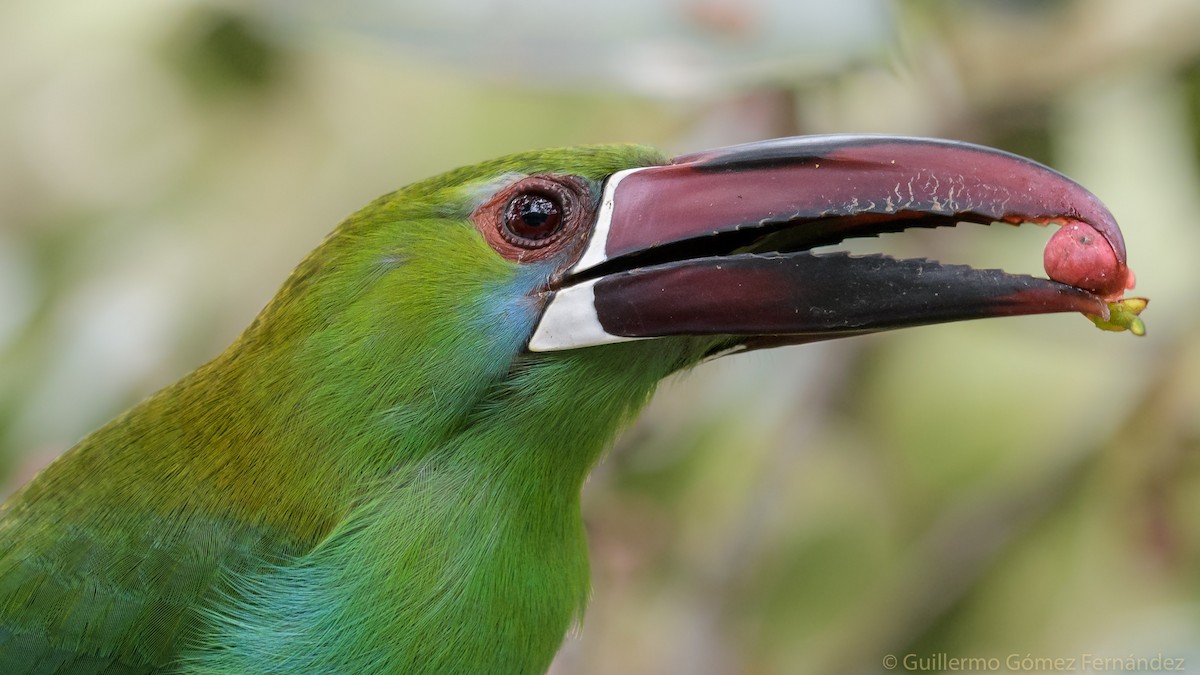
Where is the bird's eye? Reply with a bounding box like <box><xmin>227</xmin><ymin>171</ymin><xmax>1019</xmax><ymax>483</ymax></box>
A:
<box><xmin>471</xmin><ymin>174</ymin><xmax>595</xmax><ymax>263</ymax></box>
<box><xmin>503</xmin><ymin>192</ymin><xmax>564</xmax><ymax>246</ymax></box>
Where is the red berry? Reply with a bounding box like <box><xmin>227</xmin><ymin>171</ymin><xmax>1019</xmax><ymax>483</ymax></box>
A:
<box><xmin>1043</xmin><ymin>221</ymin><xmax>1127</xmax><ymax>298</ymax></box>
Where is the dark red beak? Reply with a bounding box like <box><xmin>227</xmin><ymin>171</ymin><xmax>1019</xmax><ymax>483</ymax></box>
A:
<box><xmin>529</xmin><ymin>135</ymin><xmax>1128</xmax><ymax>352</ymax></box>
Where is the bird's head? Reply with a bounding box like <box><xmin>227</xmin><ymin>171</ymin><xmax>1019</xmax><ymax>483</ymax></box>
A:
<box><xmin>236</xmin><ymin>136</ymin><xmax>1130</xmax><ymax>483</ymax></box>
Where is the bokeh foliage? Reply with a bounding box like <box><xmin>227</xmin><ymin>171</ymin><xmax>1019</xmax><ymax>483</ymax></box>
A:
<box><xmin>1</xmin><ymin>1</ymin><xmax>1197</xmax><ymax>673</ymax></box>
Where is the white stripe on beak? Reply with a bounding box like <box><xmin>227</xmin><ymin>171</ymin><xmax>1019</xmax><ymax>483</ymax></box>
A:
<box><xmin>569</xmin><ymin>167</ymin><xmax>646</xmax><ymax>276</ymax></box>
<box><xmin>527</xmin><ymin>279</ymin><xmax>641</xmax><ymax>352</ymax></box>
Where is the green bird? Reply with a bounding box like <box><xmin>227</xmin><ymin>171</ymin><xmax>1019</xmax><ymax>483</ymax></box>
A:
<box><xmin>0</xmin><ymin>136</ymin><xmax>1131</xmax><ymax>674</ymax></box>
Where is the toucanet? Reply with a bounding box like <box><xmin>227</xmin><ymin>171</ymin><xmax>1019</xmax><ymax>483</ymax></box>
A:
<box><xmin>0</xmin><ymin>136</ymin><xmax>1135</xmax><ymax>673</ymax></box>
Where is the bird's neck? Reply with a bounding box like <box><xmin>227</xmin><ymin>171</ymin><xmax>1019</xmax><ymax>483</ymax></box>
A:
<box><xmin>192</xmin><ymin>444</ymin><xmax>592</xmax><ymax>673</ymax></box>
<box><xmin>188</xmin><ymin>342</ymin><xmax>694</xmax><ymax>674</ymax></box>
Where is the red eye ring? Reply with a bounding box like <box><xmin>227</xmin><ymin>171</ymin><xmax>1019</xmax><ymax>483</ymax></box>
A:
<box><xmin>471</xmin><ymin>174</ymin><xmax>595</xmax><ymax>264</ymax></box>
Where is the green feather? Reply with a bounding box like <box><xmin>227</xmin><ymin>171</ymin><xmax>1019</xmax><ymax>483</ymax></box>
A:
<box><xmin>0</xmin><ymin>145</ymin><xmax>714</xmax><ymax>674</ymax></box>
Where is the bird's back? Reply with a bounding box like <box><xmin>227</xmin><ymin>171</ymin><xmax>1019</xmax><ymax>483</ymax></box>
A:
<box><xmin>0</xmin><ymin>371</ymin><xmax>333</xmax><ymax>674</ymax></box>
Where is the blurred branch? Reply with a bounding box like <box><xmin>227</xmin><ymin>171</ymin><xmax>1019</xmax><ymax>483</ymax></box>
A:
<box><xmin>822</xmin><ymin>327</ymin><xmax>1199</xmax><ymax>673</ymax></box>
<box><xmin>662</xmin><ymin>342</ymin><xmax>865</xmax><ymax>675</ymax></box>
<box><xmin>917</xmin><ymin>0</ymin><xmax>1200</xmax><ymax>131</ymax></box>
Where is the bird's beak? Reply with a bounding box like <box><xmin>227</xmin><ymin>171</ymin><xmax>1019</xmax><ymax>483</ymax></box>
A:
<box><xmin>528</xmin><ymin>135</ymin><xmax>1129</xmax><ymax>353</ymax></box>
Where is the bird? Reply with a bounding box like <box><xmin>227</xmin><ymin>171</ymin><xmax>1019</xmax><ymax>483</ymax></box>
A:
<box><xmin>0</xmin><ymin>136</ymin><xmax>1132</xmax><ymax>674</ymax></box>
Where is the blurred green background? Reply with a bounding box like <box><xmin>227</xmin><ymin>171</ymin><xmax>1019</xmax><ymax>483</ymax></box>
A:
<box><xmin>1</xmin><ymin>0</ymin><xmax>1198</xmax><ymax>673</ymax></box>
